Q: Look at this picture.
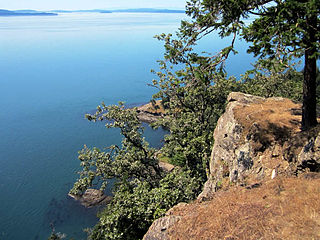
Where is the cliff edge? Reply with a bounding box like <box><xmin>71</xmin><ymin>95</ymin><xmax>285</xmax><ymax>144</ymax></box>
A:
<box><xmin>143</xmin><ymin>92</ymin><xmax>320</xmax><ymax>240</ymax></box>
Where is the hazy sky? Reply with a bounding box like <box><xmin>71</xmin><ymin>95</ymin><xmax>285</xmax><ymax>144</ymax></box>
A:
<box><xmin>1</xmin><ymin>0</ymin><xmax>186</xmax><ymax>11</ymax></box>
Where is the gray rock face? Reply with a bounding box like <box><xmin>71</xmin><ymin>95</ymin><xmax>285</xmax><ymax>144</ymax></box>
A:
<box><xmin>68</xmin><ymin>189</ymin><xmax>112</xmax><ymax>208</ymax></box>
<box><xmin>199</xmin><ymin>93</ymin><xmax>267</xmax><ymax>199</ymax></box>
<box><xmin>297</xmin><ymin>134</ymin><xmax>320</xmax><ymax>172</ymax></box>
<box><xmin>199</xmin><ymin>92</ymin><xmax>320</xmax><ymax>200</ymax></box>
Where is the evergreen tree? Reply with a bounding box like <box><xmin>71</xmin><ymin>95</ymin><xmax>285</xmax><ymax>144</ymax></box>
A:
<box><xmin>180</xmin><ymin>0</ymin><xmax>319</xmax><ymax>129</ymax></box>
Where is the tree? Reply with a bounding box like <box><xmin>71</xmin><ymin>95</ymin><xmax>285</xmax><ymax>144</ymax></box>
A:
<box><xmin>70</xmin><ymin>103</ymin><xmax>202</xmax><ymax>239</ymax></box>
<box><xmin>70</xmin><ymin>103</ymin><xmax>162</xmax><ymax>197</ymax></box>
<box><xmin>180</xmin><ymin>0</ymin><xmax>319</xmax><ymax>129</ymax></box>
<box><xmin>151</xmin><ymin>56</ymin><xmax>240</xmax><ymax>179</ymax></box>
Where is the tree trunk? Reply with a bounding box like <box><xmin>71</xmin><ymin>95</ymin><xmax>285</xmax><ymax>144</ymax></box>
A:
<box><xmin>302</xmin><ymin>11</ymin><xmax>318</xmax><ymax>130</ymax></box>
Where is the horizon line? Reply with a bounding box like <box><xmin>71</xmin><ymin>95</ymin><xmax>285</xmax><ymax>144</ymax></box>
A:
<box><xmin>3</xmin><ymin>7</ymin><xmax>186</xmax><ymax>12</ymax></box>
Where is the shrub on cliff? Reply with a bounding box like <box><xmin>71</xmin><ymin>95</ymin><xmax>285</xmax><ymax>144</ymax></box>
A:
<box><xmin>242</xmin><ymin>62</ymin><xmax>303</xmax><ymax>102</ymax></box>
<box><xmin>88</xmin><ymin>169</ymin><xmax>200</xmax><ymax>240</ymax></box>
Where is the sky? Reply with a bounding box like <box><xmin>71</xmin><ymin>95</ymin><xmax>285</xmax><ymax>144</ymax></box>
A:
<box><xmin>1</xmin><ymin>0</ymin><xmax>186</xmax><ymax>11</ymax></box>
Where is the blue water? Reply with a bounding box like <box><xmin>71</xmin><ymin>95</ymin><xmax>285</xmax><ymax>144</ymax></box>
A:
<box><xmin>0</xmin><ymin>13</ymin><xmax>253</xmax><ymax>240</ymax></box>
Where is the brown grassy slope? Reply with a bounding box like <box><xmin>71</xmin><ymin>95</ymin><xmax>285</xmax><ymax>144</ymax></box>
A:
<box><xmin>168</xmin><ymin>176</ymin><xmax>320</xmax><ymax>240</ymax></box>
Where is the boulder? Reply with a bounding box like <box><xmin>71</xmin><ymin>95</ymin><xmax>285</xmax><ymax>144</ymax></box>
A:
<box><xmin>158</xmin><ymin>161</ymin><xmax>175</xmax><ymax>172</ymax></box>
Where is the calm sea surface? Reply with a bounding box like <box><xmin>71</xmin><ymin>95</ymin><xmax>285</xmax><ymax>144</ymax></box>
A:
<box><xmin>0</xmin><ymin>13</ymin><xmax>253</xmax><ymax>240</ymax></box>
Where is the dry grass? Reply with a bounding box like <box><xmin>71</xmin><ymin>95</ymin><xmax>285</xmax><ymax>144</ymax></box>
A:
<box><xmin>233</xmin><ymin>98</ymin><xmax>301</xmax><ymax>136</ymax></box>
<box><xmin>168</xmin><ymin>177</ymin><xmax>320</xmax><ymax>240</ymax></box>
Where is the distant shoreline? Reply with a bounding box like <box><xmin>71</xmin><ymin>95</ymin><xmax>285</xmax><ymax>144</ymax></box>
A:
<box><xmin>0</xmin><ymin>8</ymin><xmax>185</xmax><ymax>17</ymax></box>
<box><xmin>0</xmin><ymin>9</ymin><xmax>57</xmax><ymax>17</ymax></box>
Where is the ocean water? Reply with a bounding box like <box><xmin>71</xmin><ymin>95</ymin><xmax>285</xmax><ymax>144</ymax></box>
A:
<box><xmin>0</xmin><ymin>13</ymin><xmax>253</xmax><ymax>240</ymax></box>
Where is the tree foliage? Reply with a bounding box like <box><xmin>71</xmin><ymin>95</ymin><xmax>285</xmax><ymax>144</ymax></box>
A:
<box><xmin>182</xmin><ymin>0</ymin><xmax>319</xmax><ymax>129</ymax></box>
<box><xmin>242</xmin><ymin>60</ymin><xmax>303</xmax><ymax>101</ymax></box>
<box><xmin>70</xmin><ymin>103</ymin><xmax>162</xmax><ymax>196</ymax></box>
<box><xmin>70</xmin><ymin>103</ymin><xmax>202</xmax><ymax>240</ymax></box>
<box><xmin>151</xmin><ymin>52</ymin><xmax>241</xmax><ymax>179</ymax></box>
<box><xmin>89</xmin><ymin>169</ymin><xmax>201</xmax><ymax>240</ymax></box>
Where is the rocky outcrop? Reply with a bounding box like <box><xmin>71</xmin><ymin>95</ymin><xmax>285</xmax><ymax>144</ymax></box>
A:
<box><xmin>158</xmin><ymin>161</ymin><xmax>175</xmax><ymax>172</ymax></box>
<box><xmin>137</xmin><ymin>110</ymin><xmax>163</xmax><ymax>123</ymax></box>
<box><xmin>199</xmin><ymin>92</ymin><xmax>320</xmax><ymax>200</ymax></box>
<box><xmin>137</xmin><ymin>100</ymin><xmax>165</xmax><ymax>123</ymax></box>
<box><xmin>68</xmin><ymin>189</ymin><xmax>112</xmax><ymax>208</ymax></box>
<box><xmin>144</xmin><ymin>92</ymin><xmax>320</xmax><ymax>239</ymax></box>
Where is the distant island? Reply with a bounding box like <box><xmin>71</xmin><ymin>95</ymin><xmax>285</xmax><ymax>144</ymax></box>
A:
<box><xmin>0</xmin><ymin>9</ymin><xmax>57</xmax><ymax>16</ymax></box>
<box><xmin>0</xmin><ymin>8</ymin><xmax>185</xmax><ymax>17</ymax></box>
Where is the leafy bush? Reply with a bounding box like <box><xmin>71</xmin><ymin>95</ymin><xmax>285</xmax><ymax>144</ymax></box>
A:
<box><xmin>89</xmin><ymin>169</ymin><xmax>201</xmax><ymax>240</ymax></box>
<box><xmin>70</xmin><ymin>102</ymin><xmax>202</xmax><ymax>240</ymax></box>
<box><xmin>241</xmin><ymin>61</ymin><xmax>303</xmax><ymax>102</ymax></box>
